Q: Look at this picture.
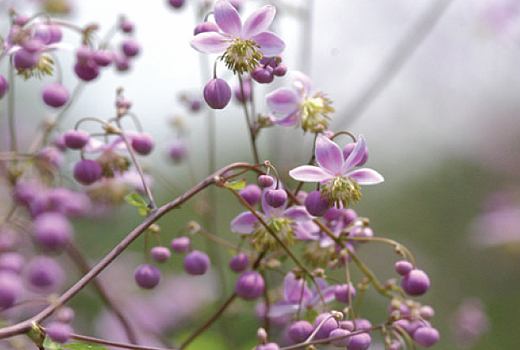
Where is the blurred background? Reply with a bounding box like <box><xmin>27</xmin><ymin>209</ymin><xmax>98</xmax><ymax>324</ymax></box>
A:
<box><xmin>1</xmin><ymin>0</ymin><xmax>520</xmax><ymax>349</ymax></box>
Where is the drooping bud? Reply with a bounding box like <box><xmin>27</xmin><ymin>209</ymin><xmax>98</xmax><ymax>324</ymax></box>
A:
<box><xmin>203</xmin><ymin>78</ymin><xmax>232</xmax><ymax>109</ymax></box>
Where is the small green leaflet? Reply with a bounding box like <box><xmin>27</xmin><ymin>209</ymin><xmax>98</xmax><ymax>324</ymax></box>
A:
<box><xmin>64</xmin><ymin>343</ymin><xmax>110</xmax><ymax>350</ymax></box>
<box><xmin>124</xmin><ymin>192</ymin><xmax>148</xmax><ymax>216</ymax></box>
<box><xmin>226</xmin><ymin>178</ymin><xmax>246</xmax><ymax>190</ymax></box>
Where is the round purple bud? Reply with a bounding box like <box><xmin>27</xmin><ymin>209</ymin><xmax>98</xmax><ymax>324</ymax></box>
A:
<box><xmin>42</xmin><ymin>83</ymin><xmax>69</xmax><ymax>108</ymax></box>
<box><xmin>169</xmin><ymin>0</ymin><xmax>185</xmax><ymax>8</ymax></box>
<box><xmin>346</xmin><ymin>333</ymin><xmax>371</xmax><ymax>350</ymax></box>
<box><xmin>305</xmin><ymin>190</ymin><xmax>331</xmax><ymax>216</ymax></box>
<box><xmin>74</xmin><ymin>159</ymin><xmax>103</xmax><ymax>185</ymax></box>
<box><xmin>64</xmin><ymin>130</ymin><xmax>90</xmax><ymax>149</ymax></box>
<box><xmin>14</xmin><ymin>14</ymin><xmax>30</xmax><ymax>26</ymax></box>
<box><xmin>93</xmin><ymin>50</ymin><xmax>114</xmax><ymax>67</ymax></box>
<box><xmin>150</xmin><ymin>247</ymin><xmax>171</xmax><ymax>263</ymax></box>
<box><xmin>0</xmin><ymin>272</ymin><xmax>22</xmax><ymax>309</ymax></box>
<box><xmin>257</xmin><ymin>175</ymin><xmax>274</xmax><ymax>188</ymax></box>
<box><xmin>171</xmin><ymin>237</ymin><xmax>190</xmax><ymax>253</ymax></box>
<box><xmin>25</xmin><ymin>256</ymin><xmax>65</xmax><ymax>292</ymax></box>
<box><xmin>235</xmin><ymin>271</ymin><xmax>265</xmax><ymax>300</ymax></box>
<box><xmin>114</xmin><ymin>52</ymin><xmax>131</xmax><ymax>71</ymax></box>
<box><xmin>33</xmin><ymin>212</ymin><xmax>73</xmax><ymax>251</ymax></box>
<box><xmin>288</xmin><ymin>320</ymin><xmax>313</xmax><ymax>343</ymax></box>
<box><xmin>167</xmin><ymin>141</ymin><xmax>187</xmax><ymax>163</ymax></box>
<box><xmin>14</xmin><ymin>49</ymin><xmax>39</xmax><ymax>70</ymax></box>
<box><xmin>131</xmin><ymin>133</ymin><xmax>154</xmax><ymax>155</ymax></box>
<box><xmin>264</xmin><ymin>189</ymin><xmax>287</xmax><ymax>208</ymax></box>
<box><xmin>229</xmin><ymin>253</ymin><xmax>250</xmax><ymax>272</ymax></box>
<box><xmin>413</xmin><ymin>327</ymin><xmax>439</xmax><ymax>347</ymax></box>
<box><xmin>395</xmin><ymin>260</ymin><xmax>413</xmax><ymax>276</ymax></box>
<box><xmin>401</xmin><ymin>269</ymin><xmax>430</xmax><ymax>296</ymax></box>
<box><xmin>122</xmin><ymin>38</ymin><xmax>140</xmax><ymax>57</ymax></box>
<box><xmin>76</xmin><ymin>46</ymin><xmax>92</xmax><ymax>64</ymax></box>
<box><xmin>251</xmin><ymin>66</ymin><xmax>274</xmax><ymax>84</ymax></box>
<box><xmin>330</xmin><ymin>328</ymin><xmax>352</xmax><ymax>347</ymax></box>
<box><xmin>74</xmin><ymin>61</ymin><xmax>100</xmax><ymax>81</ymax></box>
<box><xmin>313</xmin><ymin>313</ymin><xmax>339</xmax><ymax>340</ymax></box>
<box><xmin>0</xmin><ymin>74</ymin><xmax>8</xmax><ymax>100</ymax></box>
<box><xmin>119</xmin><ymin>19</ymin><xmax>134</xmax><ymax>33</ymax></box>
<box><xmin>194</xmin><ymin>21</ymin><xmax>219</xmax><ymax>35</ymax></box>
<box><xmin>204</xmin><ymin>78</ymin><xmax>232</xmax><ymax>109</ymax></box>
<box><xmin>134</xmin><ymin>264</ymin><xmax>161</xmax><ymax>289</ymax></box>
<box><xmin>273</xmin><ymin>63</ymin><xmax>287</xmax><ymax>77</ymax></box>
<box><xmin>334</xmin><ymin>283</ymin><xmax>356</xmax><ymax>303</ymax></box>
<box><xmin>46</xmin><ymin>322</ymin><xmax>73</xmax><ymax>343</ymax></box>
<box><xmin>48</xmin><ymin>25</ymin><xmax>63</xmax><ymax>44</ymax></box>
<box><xmin>239</xmin><ymin>184</ymin><xmax>262</xmax><ymax>207</ymax></box>
<box><xmin>0</xmin><ymin>253</ymin><xmax>25</xmax><ymax>274</ymax></box>
<box><xmin>184</xmin><ymin>250</ymin><xmax>210</xmax><ymax>275</ymax></box>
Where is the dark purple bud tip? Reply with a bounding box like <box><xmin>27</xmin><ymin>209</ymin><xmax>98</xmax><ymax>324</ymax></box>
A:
<box><xmin>257</xmin><ymin>175</ymin><xmax>274</xmax><ymax>188</ymax></box>
<box><xmin>204</xmin><ymin>78</ymin><xmax>232</xmax><ymax>109</ymax></box>
<box><xmin>239</xmin><ymin>184</ymin><xmax>262</xmax><ymax>207</ymax></box>
<box><xmin>251</xmin><ymin>66</ymin><xmax>274</xmax><ymax>84</ymax></box>
<box><xmin>235</xmin><ymin>271</ymin><xmax>265</xmax><ymax>300</ymax></box>
<box><xmin>46</xmin><ymin>322</ymin><xmax>73</xmax><ymax>343</ymax></box>
<box><xmin>42</xmin><ymin>83</ymin><xmax>69</xmax><ymax>108</ymax></box>
<box><xmin>150</xmin><ymin>247</ymin><xmax>171</xmax><ymax>263</ymax></box>
<box><xmin>395</xmin><ymin>260</ymin><xmax>413</xmax><ymax>276</ymax></box>
<box><xmin>305</xmin><ymin>190</ymin><xmax>331</xmax><ymax>216</ymax></box>
<box><xmin>169</xmin><ymin>0</ymin><xmax>185</xmax><ymax>8</ymax></box>
<box><xmin>194</xmin><ymin>21</ymin><xmax>219</xmax><ymax>35</ymax></box>
<box><xmin>184</xmin><ymin>250</ymin><xmax>210</xmax><ymax>275</ymax></box>
<box><xmin>64</xmin><ymin>130</ymin><xmax>90</xmax><ymax>149</ymax></box>
<box><xmin>401</xmin><ymin>269</ymin><xmax>430</xmax><ymax>296</ymax></box>
<box><xmin>288</xmin><ymin>320</ymin><xmax>313</xmax><ymax>343</ymax></box>
<box><xmin>313</xmin><ymin>313</ymin><xmax>339</xmax><ymax>340</ymax></box>
<box><xmin>413</xmin><ymin>326</ymin><xmax>439</xmax><ymax>347</ymax></box>
<box><xmin>134</xmin><ymin>264</ymin><xmax>161</xmax><ymax>289</ymax></box>
<box><xmin>229</xmin><ymin>253</ymin><xmax>250</xmax><ymax>273</ymax></box>
<box><xmin>171</xmin><ymin>237</ymin><xmax>190</xmax><ymax>253</ymax></box>
<box><xmin>122</xmin><ymin>38</ymin><xmax>140</xmax><ymax>57</ymax></box>
<box><xmin>0</xmin><ymin>74</ymin><xmax>8</xmax><ymax>100</ymax></box>
<box><xmin>334</xmin><ymin>283</ymin><xmax>356</xmax><ymax>303</ymax></box>
<box><xmin>265</xmin><ymin>189</ymin><xmax>287</xmax><ymax>208</ymax></box>
<box><xmin>131</xmin><ymin>133</ymin><xmax>154</xmax><ymax>155</ymax></box>
<box><xmin>74</xmin><ymin>159</ymin><xmax>103</xmax><ymax>185</ymax></box>
<box><xmin>346</xmin><ymin>333</ymin><xmax>371</xmax><ymax>350</ymax></box>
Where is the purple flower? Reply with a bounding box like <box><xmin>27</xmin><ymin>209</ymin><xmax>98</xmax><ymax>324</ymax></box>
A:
<box><xmin>289</xmin><ymin>134</ymin><xmax>384</xmax><ymax>207</ymax></box>
<box><xmin>266</xmin><ymin>71</ymin><xmax>334</xmax><ymax>132</ymax></box>
<box><xmin>268</xmin><ymin>272</ymin><xmax>335</xmax><ymax>318</ymax></box>
<box><xmin>230</xmin><ymin>187</ymin><xmax>316</xmax><ymax>251</ymax></box>
<box><xmin>190</xmin><ymin>0</ymin><xmax>285</xmax><ymax>74</ymax></box>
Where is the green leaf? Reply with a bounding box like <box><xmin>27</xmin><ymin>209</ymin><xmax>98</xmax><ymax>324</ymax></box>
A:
<box><xmin>226</xmin><ymin>178</ymin><xmax>246</xmax><ymax>190</ymax></box>
<box><xmin>64</xmin><ymin>342</ymin><xmax>110</xmax><ymax>350</ymax></box>
<box><xmin>43</xmin><ymin>337</ymin><xmax>65</xmax><ymax>349</ymax></box>
<box><xmin>124</xmin><ymin>192</ymin><xmax>148</xmax><ymax>215</ymax></box>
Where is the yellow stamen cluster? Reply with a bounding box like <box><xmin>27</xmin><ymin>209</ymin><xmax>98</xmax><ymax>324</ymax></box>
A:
<box><xmin>18</xmin><ymin>54</ymin><xmax>54</xmax><ymax>80</ymax></box>
<box><xmin>251</xmin><ymin>217</ymin><xmax>295</xmax><ymax>252</ymax></box>
<box><xmin>321</xmin><ymin>175</ymin><xmax>362</xmax><ymax>208</ymax></box>
<box><xmin>300</xmin><ymin>92</ymin><xmax>334</xmax><ymax>132</ymax></box>
<box><xmin>221</xmin><ymin>38</ymin><xmax>263</xmax><ymax>75</ymax></box>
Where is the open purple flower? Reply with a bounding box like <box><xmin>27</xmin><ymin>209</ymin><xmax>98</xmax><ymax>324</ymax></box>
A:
<box><xmin>269</xmin><ymin>272</ymin><xmax>335</xmax><ymax>318</ymax></box>
<box><xmin>230</xmin><ymin>187</ymin><xmax>315</xmax><ymax>251</ymax></box>
<box><xmin>266</xmin><ymin>71</ymin><xmax>334</xmax><ymax>132</ymax></box>
<box><xmin>289</xmin><ymin>134</ymin><xmax>384</xmax><ymax>207</ymax></box>
<box><xmin>190</xmin><ymin>0</ymin><xmax>285</xmax><ymax>74</ymax></box>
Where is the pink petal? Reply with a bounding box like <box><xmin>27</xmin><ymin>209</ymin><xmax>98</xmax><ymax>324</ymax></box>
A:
<box><xmin>268</xmin><ymin>302</ymin><xmax>299</xmax><ymax>318</ymax></box>
<box><xmin>266</xmin><ymin>88</ymin><xmax>300</xmax><ymax>114</ymax></box>
<box><xmin>294</xmin><ymin>221</ymin><xmax>320</xmax><ymax>240</ymax></box>
<box><xmin>315</xmin><ymin>134</ymin><xmax>344</xmax><ymax>175</ymax></box>
<box><xmin>342</xmin><ymin>134</ymin><xmax>366</xmax><ymax>174</ymax></box>
<box><xmin>292</xmin><ymin>71</ymin><xmax>312</xmax><ymax>95</ymax></box>
<box><xmin>214</xmin><ymin>0</ymin><xmax>242</xmax><ymax>37</ymax></box>
<box><xmin>283</xmin><ymin>206</ymin><xmax>312</xmax><ymax>221</ymax></box>
<box><xmin>271</xmin><ymin>110</ymin><xmax>300</xmax><ymax>126</ymax></box>
<box><xmin>250</xmin><ymin>31</ymin><xmax>285</xmax><ymax>56</ymax></box>
<box><xmin>347</xmin><ymin>168</ymin><xmax>384</xmax><ymax>185</ymax></box>
<box><xmin>242</xmin><ymin>5</ymin><xmax>276</xmax><ymax>38</ymax></box>
<box><xmin>284</xmin><ymin>272</ymin><xmax>312</xmax><ymax>303</ymax></box>
<box><xmin>190</xmin><ymin>32</ymin><xmax>231</xmax><ymax>54</ymax></box>
<box><xmin>230</xmin><ymin>211</ymin><xmax>258</xmax><ymax>233</ymax></box>
<box><xmin>289</xmin><ymin>165</ymin><xmax>332</xmax><ymax>183</ymax></box>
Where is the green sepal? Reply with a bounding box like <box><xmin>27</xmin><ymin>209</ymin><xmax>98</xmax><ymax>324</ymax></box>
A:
<box><xmin>43</xmin><ymin>337</ymin><xmax>67</xmax><ymax>349</ymax></box>
<box><xmin>226</xmin><ymin>178</ymin><xmax>246</xmax><ymax>191</ymax></box>
<box><xmin>124</xmin><ymin>192</ymin><xmax>148</xmax><ymax>216</ymax></box>
<box><xmin>27</xmin><ymin>322</ymin><xmax>45</xmax><ymax>349</ymax></box>
<box><xmin>64</xmin><ymin>343</ymin><xmax>110</xmax><ymax>350</ymax></box>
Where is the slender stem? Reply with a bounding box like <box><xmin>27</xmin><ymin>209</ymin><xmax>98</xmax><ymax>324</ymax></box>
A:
<box><xmin>0</xmin><ymin>162</ymin><xmax>252</xmax><ymax>340</ymax></box>
<box><xmin>7</xmin><ymin>55</ymin><xmax>17</xmax><ymax>155</ymax></box>
<box><xmin>238</xmin><ymin>74</ymin><xmax>260</xmax><ymax>163</ymax></box>
<box><xmin>65</xmin><ymin>243</ymin><xmax>138</xmax><ymax>344</ymax></box>
<box><xmin>71</xmin><ymin>333</ymin><xmax>173</xmax><ymax>350</ymax></box>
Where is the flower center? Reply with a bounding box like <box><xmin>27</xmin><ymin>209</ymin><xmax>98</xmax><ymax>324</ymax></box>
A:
<box><xmin>251</xmin><ymin>217</ymin><xmax>295</xmax><ymax>252</ymax></box>
<box><xmin>299</xmin><ymin>92</ymin><xmax>334</xmax><ymax>132</ymax></box>
<box><xmin>321</xmin><ymin>175</ymin><xmax>362</xmax><ymax>208</ymax></box>
<box><xmin>221</xmin><ymin>38</ymin><xmax>263</xmax><ymax>75</ymax></box>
